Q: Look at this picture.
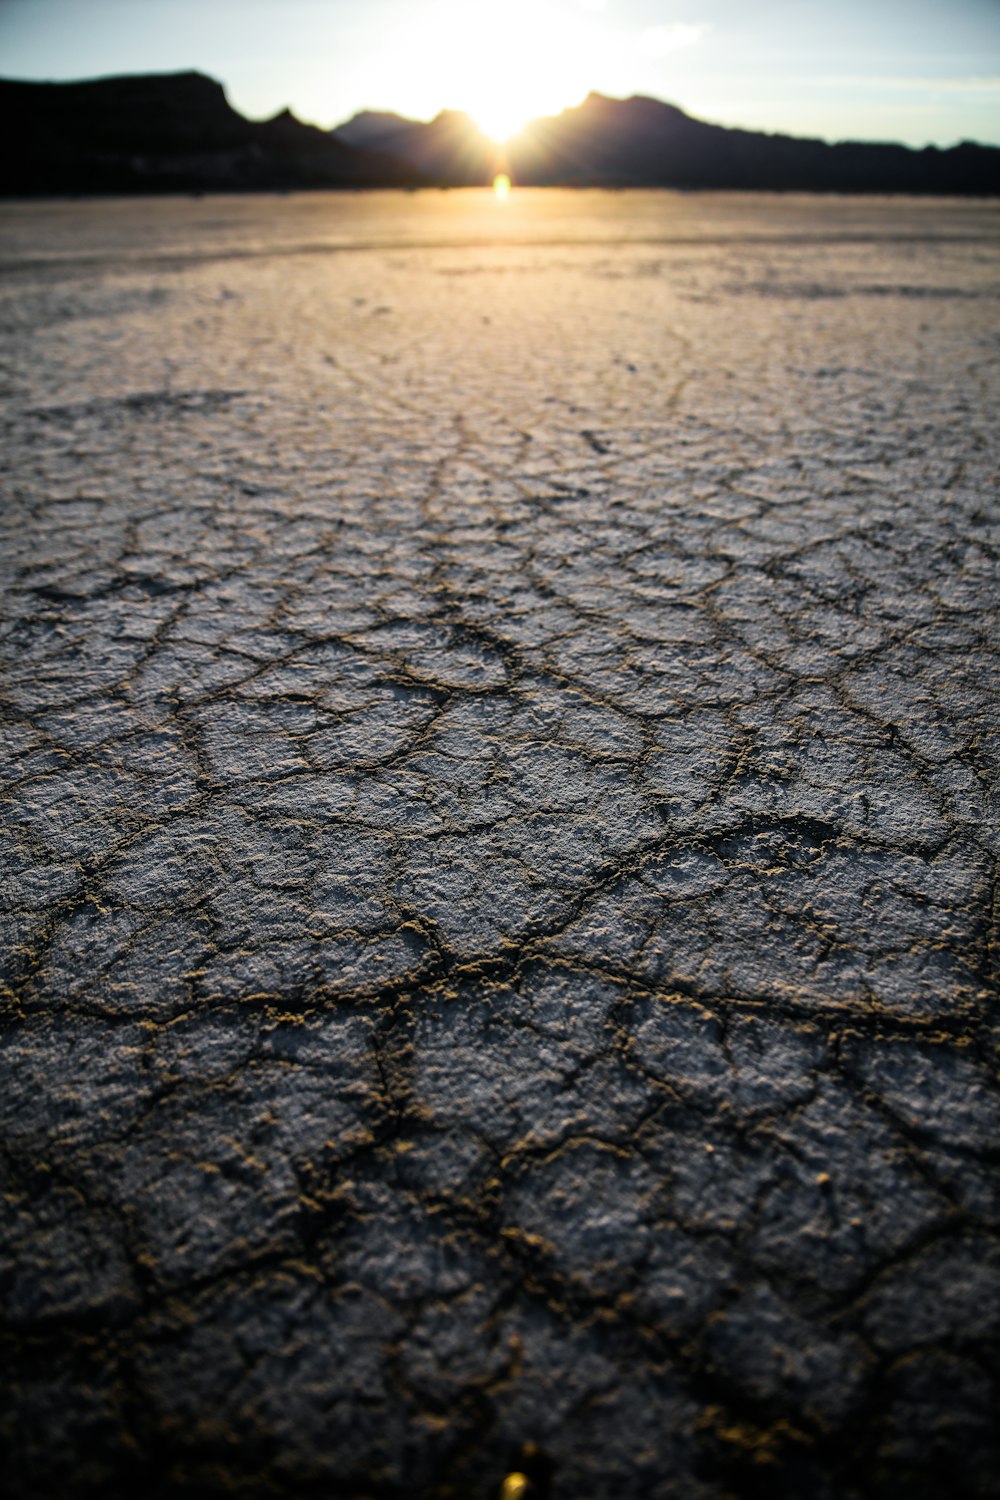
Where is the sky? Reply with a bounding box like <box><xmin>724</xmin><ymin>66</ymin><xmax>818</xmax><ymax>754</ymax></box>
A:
<box><xmin>1</xmin><ymin>0</ymin><xmax>999</xmax><ymax>147</ymax></box>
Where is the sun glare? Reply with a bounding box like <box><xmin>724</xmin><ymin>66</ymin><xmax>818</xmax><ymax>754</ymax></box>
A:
<box><xmin>493</xmin><ymin>172</ymin><xmax>511</xmax><ymax>199</ymax></box>
<box><xmin>476</xmin><ymin>104</ymin><xmax>532</xmax><ymax>145</ymax></box>
<box><xmin>418</xmin><ymin>1</ymin><xmax>595</xmax><ymax>143</ymax></box>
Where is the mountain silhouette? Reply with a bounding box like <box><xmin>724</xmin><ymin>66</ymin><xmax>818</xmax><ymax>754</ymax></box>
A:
<box><xmin>335</xmin><ymin>91</ymin><xmax>1000</xmax><ymax>195</ymax></box>
<box><xmin>334</xmin><ymin>109</ymin><xmax>500</xmax><ymax>185</ymax></box>
<box><xmin>334</xmin><ymin>109</ymin><xmax>423</xmax><ymax>149</ymax></box>
<box><xmin>0</xmin><ymin>71</ymin><xmax>422</xmax><ymax>195</ymax></box>
<box><xmin>503</xmin><ymin>92</ymin><xmax>1000</xmax><ymax>193</ymax></box>
<box><xmin>3</xmin><ymin>70</ymin><xmax>998</xmax><ymax>197</ymax></box>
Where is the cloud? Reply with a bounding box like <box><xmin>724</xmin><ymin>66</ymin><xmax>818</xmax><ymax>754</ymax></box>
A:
<box><xmin>643</xmin><ymin>22</ymin><xmax>708</xmax><ymax>58</ymax></box>
<box><xmin>817</xmin><ymin>75</ymin><xmax>1000</xmax><ymax>94</ymax></box>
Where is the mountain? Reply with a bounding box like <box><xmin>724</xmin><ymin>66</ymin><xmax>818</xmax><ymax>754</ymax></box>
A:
<box><xmin>505</xmin><ymin>92</ymin><xmax>1000</xmax><ymax>194</ymax></box>
<box><xmin>0</xmin><ymin>71</ymin><xmax>423</xmax><ymax>195</ymax></box>
<box><xmin>334</xmin><ymin>109</ymin><xmax>501</xmax><ymax>186</ymax></box>
<box><xmin>332</xmin><ymin>91</ymin><xmax>1000</xmax><ymax>195</ymax></box>
<box><xmin>4</xmin><ymin>70</ymin><xmax>997</xmax><ymax>197</ymax></box>
<box><xmin>333</xmin><ymin>109</ymin><xmax>423</xmax><ymax>150</ymax></box>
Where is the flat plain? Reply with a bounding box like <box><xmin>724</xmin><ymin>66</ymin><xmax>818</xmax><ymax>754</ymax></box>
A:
<box><xmin>1</xmin><ymin>189</ymin><xmax>999</xmax><ymax>1499</ymax></box>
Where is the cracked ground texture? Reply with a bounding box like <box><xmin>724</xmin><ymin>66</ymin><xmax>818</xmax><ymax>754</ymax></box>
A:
<box><xmin>1</xmin><ymin>190</ymin><xmax>999</xmax><ymax>1499</ymax></box>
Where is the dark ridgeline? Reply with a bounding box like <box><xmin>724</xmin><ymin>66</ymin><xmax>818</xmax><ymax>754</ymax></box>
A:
<box><xmin>4</xmin><ymin>69</ymin><xmax>999</xmax><ymax>196</ymax></box>
<box><xmin>340</xmin><ymin>93</ymin><xmax>1000</xmax><ymax>195</ymax></box>
<box><xmin>0</xmin><ymin>71</ymin><xmax>422</xmax><ymax>194</ymax></box>
<box><xmin>508</xmin><ymin>92</ymin><xmax>1000</xmax><ymax>194</ymax></box>
<box><xmin>336</xmin><ymin>107</ymin><xmax>501</xmax><ymax>186</ymax></box>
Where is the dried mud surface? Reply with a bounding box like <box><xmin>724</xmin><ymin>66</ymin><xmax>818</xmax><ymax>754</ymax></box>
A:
<box><xmin>1</xmin><ymin>191</ymin><xmax>999</xmax><ymax>1499</ymax></box>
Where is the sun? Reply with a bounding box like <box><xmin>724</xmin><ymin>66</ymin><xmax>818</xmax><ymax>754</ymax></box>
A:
<box><xmin>475</xmin><ymin>101</ymin><xmax>533</xmax><ymax>145</ymax></box>
<box><xmin>418</xmin><ymin>1</ymin><xmax>595</xmax><ymax>143</ymax></box>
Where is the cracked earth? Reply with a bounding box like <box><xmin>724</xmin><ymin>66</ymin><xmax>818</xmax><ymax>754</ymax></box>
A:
<box><xmin>1</xmin><ymin>190</ymin><xmax>999</xmax><ymax>1499</ymax></box>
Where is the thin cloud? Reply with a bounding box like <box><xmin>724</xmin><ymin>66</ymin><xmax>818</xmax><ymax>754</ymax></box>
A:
<box><xmin>643</xmin><ymin>22</ymin><xmax>709</xmax><ymax>59</ymax></box>
<box><xmin>818</xmin><ymin>75</ymin><xmax>1000</xmax><ymax>94</ymax></box>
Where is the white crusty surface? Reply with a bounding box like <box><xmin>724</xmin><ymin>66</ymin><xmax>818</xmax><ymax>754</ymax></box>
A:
<box><xmin>1</xmin><ymin>190</ymin><xmax>999</xmax><ymax>1499</ymax></box>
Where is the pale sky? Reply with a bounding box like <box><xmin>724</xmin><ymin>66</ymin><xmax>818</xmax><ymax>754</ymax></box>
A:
<box><xmin>1</xmin><ymin>0</ymin><xmax>999</xmax><ymax>146</ymax></box>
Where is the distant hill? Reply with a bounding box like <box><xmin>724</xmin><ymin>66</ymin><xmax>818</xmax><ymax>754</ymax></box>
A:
<box><xmin>0</xmin><ymin>71</ymin><xmax>423</xmax><ymax>195</ymax></box>
<box><xmin>333</xmin><ymin>90</ymin><xmax>1000</xmax><ymax>195</ymax></box>
<box><xmin>4</xmin><ymin>70</ymin><xmax>997</xmax><ymax>197</ymax></box>
<box><xmin>333</xmin><ymin>109</ymin><xmax>500</xmax><ymax>185</ymax></box>
<box><xmin>334</xmin><ymin>109</ymin><xmax>423</xmax><ymax>149</ymax></box>
<box><xmin>505</xmin><ymin>92</ymin><xmax>1000</xmax><ymax>194</ymax></box>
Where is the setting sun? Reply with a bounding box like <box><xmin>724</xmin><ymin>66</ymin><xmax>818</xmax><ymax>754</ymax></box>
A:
<box><xmin>493</xmin><ymin>172</ymin><xmax>511</xmax><ymax>198</ymax></box>
<box><xmin>476</xmin><ymin>102</ymin><xmax>532</xmax><ymax>145</ymax></box>
<box><xmin>413</xmin><ymin>0</ymin><xmax>595</xmax><ymax>142</ymax></box>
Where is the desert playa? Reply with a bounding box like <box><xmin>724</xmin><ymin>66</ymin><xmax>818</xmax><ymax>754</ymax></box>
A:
<box><xmin>2</xmin><ymin>187</ymin><xmax>999</xmax><ymax>1497</ymax></box>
